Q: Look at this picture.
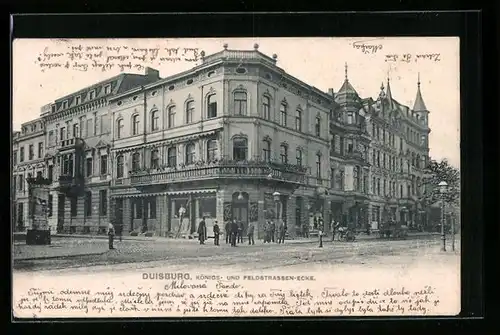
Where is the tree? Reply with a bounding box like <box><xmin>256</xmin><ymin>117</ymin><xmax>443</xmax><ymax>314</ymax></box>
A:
<box><xmin>419</xmin><ymin>158</ymin><xmax>460</xmax><ymax>208</ymax></box>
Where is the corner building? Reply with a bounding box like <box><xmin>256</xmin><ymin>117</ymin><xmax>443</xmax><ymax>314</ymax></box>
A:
<box><xmin>109</xmin><ymin>45</ymin><xmax>332</xmax><ymax>238</ymax></box>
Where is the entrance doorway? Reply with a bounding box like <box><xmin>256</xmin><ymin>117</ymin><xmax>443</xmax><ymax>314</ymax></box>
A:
<box><xmin>57</xmin><ymin>194</ymin><xmax>65</xmax><ymax>233</ymax></box>
<box><xmin>115</xmin><ymin>198</ymin><xmax>124</xmax><ymax>234</ymax></box>
<box><xmin>231</xmin><ymin>192</ymin><xmax>249</xmax><ymax>231</ymax></box>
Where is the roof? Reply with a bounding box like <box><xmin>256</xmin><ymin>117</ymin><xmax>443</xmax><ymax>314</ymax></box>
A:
<box><xmin>413</xmin><ymin>82</ymin><xmax>428</xmax><ymax>112</ymax></box>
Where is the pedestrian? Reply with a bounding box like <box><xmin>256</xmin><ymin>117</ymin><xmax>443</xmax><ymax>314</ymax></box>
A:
<box><xmin>278</xmin><ymin>220</ymin><xmax>287</xmax><ymax>244</ymax></box>
<box><xmin>270</xmin><ymin>221</ymin><xmax>276</xmax><ymax>243</ymax></box>
<box><xmin>213</xmin><ymin>220</ymin><xmax>220</xmax><ymax>246</ymax></box>
<box><xmin>198</xmin><ymin>216</ymin><xmax>207</xmax><ymax>245</ymax></box>
<box><xmin>224</xmin><ymin>220</ymin><xmax>231</xmax><ymax>244</ymax></box>
<box><xmin>263</xmin><ymin>221</ymin><xmax>269</xmax><ymax>243</ymax></box>
<box><xmin>237</xmin><ymin>221</ymin><xmax>244</xmax><ymax>243</ymax></box>
<box><xmin>230</xmin><ymin>220</ymin><xmax>239</xmax><ymax>247</ymax></box>
<box><xmin>247</xmin><ymin>222</ymin><xmax>255</xmax><ymax>245</ymax></box>
<box><xmin>332</xmin><ymin>221</ymin><xmax>340</xmax><ymax>242</ymax></box>
<box><xmin>107</xmin><ymin>222</ymin><xmax>115</xmax><ymax>250</ymax></box>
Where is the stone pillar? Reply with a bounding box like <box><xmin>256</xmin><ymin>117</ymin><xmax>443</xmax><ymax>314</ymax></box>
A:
<box><xmin>64</xmin><ymin>196</ymin><xmax>71</xmax><ymax>233</ymax></box>
<box><xmin>122</xmin><ymin>198</ymin><xmax>131</xmax><ymax>234</ymax></box>
<box><xmin>216</xmin><ymin>190</ymin><xmax>225</xmax><ymax>223</ymax></box>
<box><xmin>286</xmin><ymin>195</ymin><xmax>296</xmax><ymax>238</ymax></box>
<box><xmin>257</xmin><ymin>188</ymin><xmax>265</xmax><ymax>240</ymax></box>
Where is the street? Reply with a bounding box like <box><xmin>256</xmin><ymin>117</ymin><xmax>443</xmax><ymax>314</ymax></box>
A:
<box><xmin>13</xmin><ymin>234</ymin><xmax>459</xmax><ymax>274</ymax></box>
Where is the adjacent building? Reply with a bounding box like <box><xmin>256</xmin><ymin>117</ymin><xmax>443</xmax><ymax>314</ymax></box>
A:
<box><xmin>12</xmin><ymin>44</ymin><xmax>431</xmax><ymax>237</ymax></box>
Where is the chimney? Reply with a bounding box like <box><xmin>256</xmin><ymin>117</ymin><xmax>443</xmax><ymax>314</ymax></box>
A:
<box><xmin>328</xmin><ymin>88</ymin><xmax>335</xmax><ymax>96</ymax></box>
<box><xmin>145</xmin><ymin>67</ymin><xmax>160</xmax><ymax>79</ymax></box>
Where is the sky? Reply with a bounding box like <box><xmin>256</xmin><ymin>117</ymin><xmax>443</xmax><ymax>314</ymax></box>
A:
<box><xmin>12</xmin><ymin>37</ymin><xmax>460</xmax><ymax>168</ymax></box>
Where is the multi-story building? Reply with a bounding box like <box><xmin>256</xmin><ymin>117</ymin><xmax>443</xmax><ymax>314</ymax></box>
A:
<box><xmin>39</xmin><ymin>68</ymin><xmax>160</xmax><ymax>234</ymax></box>
<box><xmin>329</xmin><ymin>68</ymin><xmax>431</xmax><ymax>231</ymax></box>
<box><xmin>108</xmin><ymin>44</ymin><xmax>331</xmax><ymax>239</ymax></box>
<box><xmin>12</xmin><ymin>44</ymin><xmax>431</xmax><ymax>237</ymax></box>
<box><xmin>12</xmin><ymin>118</ymin><xmax>47</xmax><ymax>231</ymax></box>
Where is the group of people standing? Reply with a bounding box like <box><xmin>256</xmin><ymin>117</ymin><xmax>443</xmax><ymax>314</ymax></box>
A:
<box><xmin>223</xmin><ymin>220</ymin><xmax>255</xmax><ymax>247</ymax></box>
<box><xmin>263</xmin><ymin>220</ymin><xmax>287</xmax><ymax>244</ymax></box>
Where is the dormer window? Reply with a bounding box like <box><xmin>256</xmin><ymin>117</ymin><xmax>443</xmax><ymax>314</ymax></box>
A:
<box><xmin>75</xmin><ymin>96</ymin><xmax>81</xmax><ymax>105</ymax></box>
<box><xmin>89</xmin><ymin>90</ymin><xmax>96</xmax><ymax>100</ymax></box>
<box><xmin>104</xmin><ymin>84</ymin><xmax>111</xmax><ymax>95</ymax></box>
<box><xmin>62</xmin><ymin>100</ymin><xmax>68</xmax><ymax>109</ymax></box>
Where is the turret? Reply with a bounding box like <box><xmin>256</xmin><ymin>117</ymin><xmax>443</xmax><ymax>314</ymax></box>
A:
<box><xmin>412</xmin><ymin>73</ymin><xmax>429</xmax><ymax>126</ymax></box>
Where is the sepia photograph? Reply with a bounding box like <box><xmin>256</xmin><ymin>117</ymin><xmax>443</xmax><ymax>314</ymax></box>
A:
<box><xmin>12</xmin><ymin>37</ymin><xmax>460</xmax><ymax>318</ymax></box>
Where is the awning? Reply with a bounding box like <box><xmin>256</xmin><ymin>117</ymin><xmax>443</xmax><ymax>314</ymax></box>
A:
<box><xmin>111</xmin><ymin>192</ymin><xmax>167</xmax><ymax>199</ymax></box>
<box><xmin>167</xmin><ymin>189</ymin><xmax>217</xmax><ymax>196</ymax></box>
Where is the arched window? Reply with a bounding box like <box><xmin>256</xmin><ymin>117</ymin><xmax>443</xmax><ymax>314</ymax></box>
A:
<box><xmin>116</xmin><ymin>155</ymin><xmax>124</xmax><ymax>178</ymax></box>
<box><xmin>116</xmin><ymin>119</ymin><xmax>124</xmax><ymax>139</ymax></box>
<box><xmin>167</xmin><ymin>147</ymin><xmax>177</xmax><ymax>167</ymax></box>
<box><xmin>262</xmin><ymin>96</ymin><xmax>270</xmax><ymax>120</ymax></box>
<box><xmin>186</xmin><ymin>100</ymin><xmax>195</xmax><ymax>124</ymax></box>
<box><xmin>280</xmin><ymin>103</ymin><xmax>287</xmax><ymax>127</ymax></box>
<box><xmin>262</xmin><ymin>138</ymin><xmax>271</xmax><ymax>162</ymax></box>
<box><xmin>207</xmin><ymin>94</ymin><xmax>217</xmax><ymax>118</ymax></box>
<box><xmin>132</xmin><ymin>152</ymin><xmax>141</xmax><ymax>172</ymax></box>
<box><xmin>132</xmin><ymin>114</ymin><xmax>140</xmax><ymax>135</ymax></box>
<box><xmin>207</xmin><ymin>139</ymin><xmax>217</xmax><ymax>162</ymax></box>
<box><xmin>296</xmin><ymin>148</ymin><xmax>302</xmax><ymax>166</ymax></box>
<box><xmin>315</xmin><ymin>153</ymin><xmax>322</xmax><ymax>178</ymax></box>
<box><xmin>150</xmin><ymin>149</ymin><xmax>159</xmax><ymax>169</ymax></box>
<box><xmin>234</xmin><ymin>91</ymin><xmax>247</xmax><ymax>115</ymax></box>
<box><xmin>233</xmin><ymin>137</ymin><xmax>248</xmax><ymax>161</ymax></box>
<box><xmin>151</xmin><ymin>110</ymin><xmax>159</xmax><ymax>131</ymax></box>
<box><xmin>185</xmin><ymin>143</ymin><xmax>195</xmax><ymax>165</ymax></box>
<box><xmin>280</xmin><ymin>144</ymin><xmax>288</xmax><ymax>164</ymax></box>
<box><xmin>295</xmin><ymin>109</ymin><xmax>302</xmax><ymax>131</ymax></box>
<box><xmin>315</xmin><ymin>116</ymin><xmax>321</xmax><ymax>137</ymax></box>
<box><xmin>167</xmin><ymin>106</ymin><xmax>176</xmax><ymax>128</ymax></box>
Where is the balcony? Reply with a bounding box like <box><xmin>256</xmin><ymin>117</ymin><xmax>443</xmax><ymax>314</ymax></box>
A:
<box><xmin>57</xmin><ymin>174</ymin><xmax>83</xmax><ymax>193</ymax></box>
<box><xmin>119</xmin><ymin>159</ymin><xmax>308</xmax><ymax>188</ymax></box>
<box><xmin>58</xmin><ymin>138</ymin><xmax>85</xmax><ymax>152</ymax></box>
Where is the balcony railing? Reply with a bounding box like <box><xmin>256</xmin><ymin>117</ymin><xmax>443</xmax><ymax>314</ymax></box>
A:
<box><xmin>120</xmin><ymin>160</ymin><xmax>308</xmax><ymax>187</ymax></box>
<box><xmin>58</xmin><ymin>137</ymin><xmax>85</xmax><ymax>151</ymax></box>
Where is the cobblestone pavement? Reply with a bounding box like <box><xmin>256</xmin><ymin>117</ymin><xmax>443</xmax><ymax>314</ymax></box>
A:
<box><xmin>13</xmin><ymin>234</ymin><xmax>459</xmax><ymax>273</ymax></box>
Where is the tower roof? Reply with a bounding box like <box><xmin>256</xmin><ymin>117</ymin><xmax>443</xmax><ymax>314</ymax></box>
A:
<box><xmin>413</xmin><ymin>73</ymin><xmax>428</xmax><ymax>112</ymax></box>
<box><xmin>384</xmin><ymin>76</ymin><xmax>395</xmax><ymax>111</ymax></box>
<box><xmin>337</xmin><ymin>62</ymin><xmax>359</xmax><ymax>95</ymax></box>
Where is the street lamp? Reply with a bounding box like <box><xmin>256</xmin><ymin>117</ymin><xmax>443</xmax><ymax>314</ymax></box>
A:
<box><xmin>438</xmin><ymin>181</ymin><xmax>448</xmax><ymax>252</ymax></box>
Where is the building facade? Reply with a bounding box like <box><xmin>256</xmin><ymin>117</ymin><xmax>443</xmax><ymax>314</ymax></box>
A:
<box><xmin>12</xmin><ymin>45</ymin><xmax>431</xmax><ymax>237</ymax></box>
<box><xmin>13</xmin><ymin>118</ymin><xmax>47</xmax><ymax>231</ymax></box>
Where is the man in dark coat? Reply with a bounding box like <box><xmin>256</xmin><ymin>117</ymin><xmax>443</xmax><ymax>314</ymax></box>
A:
<box><xmin>198</xmin><ymin>217</ymin><xmax>207</xmax><ymax>245</ymax></box>
<box><xmin>270</xmin><ymin>221</ymin><xmax>276</xmax><ymax>243</ymax></box>
<box><xmin>237</xmin><ymin>221</ymin><xmax>244</xmax><ymax>244</ymax></box>
<box><xmin>277</xmin><ymin>220</ymin><xmax>287</xmax><ymax>244</ymax></box>
<box><xmin>213</xmin><ymin>220</ymin><xmax>220</xmax><ymax>246</ymax></box>
<box><xmin>247</xmin><ymin>222</ymin><xmax>255</xmax><ymax>245</ymax></box>
<box><xmin>224</xmin><ymin>221</ymin><xmax>231</xmax><ymax>244</ymax></box>
<box><xmin>107</xmin><ymin>222</ymin><xmax>115</xmax><ymax>250</ymax></box>
<box><xmin>230</xmin><ymin>220</ymin><xmax>239</xmax><ymax>247</ymax></box>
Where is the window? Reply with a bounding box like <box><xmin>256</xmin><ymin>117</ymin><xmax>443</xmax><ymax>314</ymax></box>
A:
<box><xmin>89</xmin><ymin>90</ymin><xmax>96</xmax><ymax>100</ymax></box>
<box><xmin>62</xmin><ymin>101</ymin><xmax>68</xmax><ymax>109</ymax></box>
<box><xmin>147</xmin><ymin>197</ymin><xmax>157</xmax><ymax>219</ymax></box>
<box><xmin>262</xmin><ymin>139</ymin><xmax>271</xmax><ymax>162</ymax></box>
<box><xmin>48</xmin><ymin>165</ymin><xmax>53</xmax><ymax>182</ymax></box>
<box><xmin>27</xmin><ymin>145</ymin><xmax>34</xmax><ymax>160</ymax></box>
<box><xmin>132</xmin><ymin>114</ymin><xmax>140</xmax><ymax>135</ymax></box>
<box><xmin>376</xmin><ymin>126</ymin><xmax>380</xmax><ymax>140</ymax></box>
<box><xmin>150</xmin><ymin>149</ymin><xmax>159</xmax><ymax>169</ymax></box>
<box><xmin>38</xmin><ymin>142</ymin><xmax>43</xmax><ymax>158</ymax></box>
<box><xmin>207</xmin><ymin>95</ymin><xmax>217</xmax><ymax>118</ymax></box>
<box><xmin>185</xmin><ymin>144</ymin><xmax>195</xmax><ymax>165</ymax></box>
<box><xmin>315</xmin><ymin>116</ymin><xmax>321</xmax><ymax>137</ymax></box>
<box><xmin>233</xmin><ymin>137</ymin><xmax>248</xmax><ymax>161</ymax></box>
<box><xmin>134</xmin><ymin>200</ymin><xmax>143</xmax><ymax>219</ymax></box>
<box><xmin>292</xmin><ymin>149</ymin><xmax>301</xmax><ymax>167</ymax></box>
<box><xmin>280</xmin><ymin>144</ymin><xmax>288</xmax><ymax>164</ymax></box>
<box><xmin>400</xmin><ymin>184</ymin><xmax>403</xmax><ymax>198</ymax></box>
<box><xmin>104</xmin><ymin>84</ymin><xmax>111</xmax><ymax>94</ymax></box>
<box><xmin>71</xmin><ymin>196</ymin><xmax>77</xmax><ymax>217</ymax></box>
<box><xmin>150</xmin><ymin>110</ymin><xmax>159</xmax><ymax>131</ymax></box>
<box><xmin>207</xmin><ymin>140</ymin><xmax>217</xmax><ymax>162</ymax></box>
<box><xmin>185</xmin><ymin>101</ymin><xmax>194</xmax><ymax>124</ymax></box>
<box><xmin>100</xmin><ymin>155</ymin><xmax>108</xmax><ymax>175</ymax></box>
<box><xmin>353</xmin><ymin>166</ymin><xmax>359</xmax><ymax>191</ymax></box>
<box><xmin>168</xmin><ymin>106</ymin><xmax>176</xmax><ymax>128</ymax></box>
<box><xmin>383</xmin><ymin>179</ymin><xmax>387</xmax><ymax>196</ymax></box>
<box><xmin>116</xmin><ymin>119</ymin><xmax>124</xmax><ymax>139</ymax></box>
<box><xmin>347</xmin><ymin>140</ymin><xmax>353</xmax><ymax>153</ymax></box>
<box><xmin>48</xmin><ymin>194</ymin><xmax>53</xmax><ymax>217</ymax></box>
<box><xmin>334</xmin><ymin>135</ymin><xmax>341</xmax><ymax>153</ymax></box>
<box><xmin>372</xmin><ymin>150</ymin><xmax>376</xmax><ymax>165</ymax></box>
<box><xmin>347</xmin><ymin>112</ymin><xmax>354</xmax><ymax>124</ymax></box>
<box><xmin>262</xmin><ymin>96</ymin><xmax>270</xmax><ymax>120</ymax></box>
<box><xmin>377</xmin><ymin>178</ymin><xmax>381</xmax><ymax>195</ymax></box>
<box><xmin>73</xmin><ymin>123</ymin><xmax>79</xmax><ymax>138</ymax></box>
<box><xmin>316</xmin><ymin>154</ymin><xmax>322</xmax><ymax>178</ymax></box>
<box><xmin>372</xmin><ymin>123</ymin><xmax>375</xmax><ymax>136</ymax></box>
<box><xmin>295</xmin><ymin>109</ymin><xmax>302</xmax><ymax>131</ymax></box>
<box><xmin>60</xmin><ymin>127</ymin><xmax>66</xmax><ymax>142</ymax></box>
<box><xmin>280</xmin><ymin>103</ymin><xmax>287</xmax><ymax>127</ymax></box>
<box><xmin>363</xmin><ymin>175</ymin><xmax>368</xmax><ymax>194</ymax></box>
<box><xmin>167</xmin><ymin>147</ymin><xmax>177</xmax><ymax>167</ymax></box>
<box><xmin>86</xmin><ymin>158</ymin><xmax>93</xmax><ymax>177</ymax></box>
<box><xmin>75</xmin><ymin>96</ymin><xmax>81</xmax><ymax>105</ymax></box>
<box><xmin>84</xmin><ymin>191</ymin><xmax>92</xmax><ymax>217</ymax></box>
<box><xmin>36</xmin><ymin>171</ymin><xmax>43</xmax><ymax>179</ymax></box>
<box><xmin>99</xmin><ymin>190</ymin><xmax>107</xmax><ymax>216</ymax></box>
<box><xmin>377</xmin><ymin>151</ymin><xmax>380</xmax><ymax>167</ymax></box>
<box><xmin>383</xmin><ymin>153</ymin><xmax>386</xmax><ymax>169</ymax></box>
<box><xmin>132</xmin><ymin>152</ymin><xmax>141</xmax><ymax>172</ymax></box>
<box><xmin>372</xmin><ymin>177</ymin><xmax>376</xmax><ymax>194</ymax></box>
<box><xmin>13</xmin><ymin>150</ymin><xmax>17</xmax><ymax>165</ymax></box>
<box><xmin>331</xmin><ymin>168</ymin><xmax>336</xmax><ymax>188</ymax></box>
<box><xmin>48</xmin><ymin>131</ymin><xmax>54</xmax><ymax>146</ymax></box>
<box><xmin>116</xmin><ymin>155</ymin><xmax>124</xmax><ymax>178</ymax></box>
<box><xmin>234</xmin><ymin>92</ymin><xmax>247</xmax><ymax>115</ymax></box>
<box><xmin>18</xmin><ymin>175</ymin><xmax>24</xmax><ymax>191</ymax></box>
<box><xmin>86</xmin><ymin>119</ymin><xmax>93</xmax><ymax>137</ymax></box>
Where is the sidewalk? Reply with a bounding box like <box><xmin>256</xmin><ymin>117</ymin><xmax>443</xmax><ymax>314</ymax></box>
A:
<box><xmin>13</xmin><ymin>240</ymin><xmax>108</xmax><ymax>261</ymax></box>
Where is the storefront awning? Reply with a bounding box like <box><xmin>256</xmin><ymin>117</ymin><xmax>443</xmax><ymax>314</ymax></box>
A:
<box><xmin>167</xmin><ymin>189</ymin><xmax>217</xmax><ymax>196</ymax></box>
<box><xmin>112</xmin><ymin>192</ymin><xmax>168</xmax><ymax>199</ymax></box>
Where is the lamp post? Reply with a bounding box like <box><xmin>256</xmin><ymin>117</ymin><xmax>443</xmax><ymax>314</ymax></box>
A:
<box><xmin>438</xmin><ymin>181</ymin><xmax>448</xmax><ymax>252</ymax></box>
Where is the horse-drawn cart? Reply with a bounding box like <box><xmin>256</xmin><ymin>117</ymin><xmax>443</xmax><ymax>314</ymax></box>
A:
<box><xmin>378</xmin><ymin>221</ymin><xmax>408</xmax><ymax>239</ymax></box>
